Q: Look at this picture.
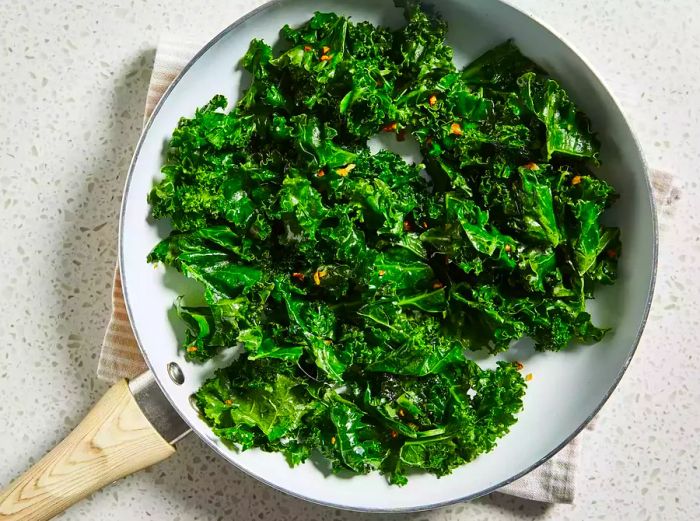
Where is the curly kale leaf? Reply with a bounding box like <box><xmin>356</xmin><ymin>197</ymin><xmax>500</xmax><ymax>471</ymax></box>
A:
<box><xmin>195</xmin><ymin>355</ymin><xmax>525</xmax><ymax>485</ymax></box>
<box><xmin>518</xmin><ymin>72</ymin><xmax>599</xmax><ymax>161</ymax></box>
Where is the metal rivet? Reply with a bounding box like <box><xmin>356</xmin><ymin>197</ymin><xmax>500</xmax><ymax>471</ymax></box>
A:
<box><xmin>167</xmin><ymin>362</ymin><xmax>184</xmax><ymax>385</ymax></box>
<box><xmin>188</xmin><ymin>394</ymin><xmax>200</xmax><ymax>412</ymax></box>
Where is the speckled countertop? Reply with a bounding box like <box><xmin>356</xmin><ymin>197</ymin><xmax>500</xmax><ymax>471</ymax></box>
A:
<box><xmin>0</xmin><ymin>0</ymin><xmax>698</xmax><ymax>519</ymax></box>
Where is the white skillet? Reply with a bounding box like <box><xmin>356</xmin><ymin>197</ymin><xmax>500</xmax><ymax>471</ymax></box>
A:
<box><xmin>0</xmin><ymin>0</ymin><xmax>656</xmax><ymax>518</ymax></box>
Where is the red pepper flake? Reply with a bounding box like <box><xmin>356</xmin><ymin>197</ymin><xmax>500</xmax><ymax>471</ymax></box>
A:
<box><xmin>331</xmin><ymin>436</ymin><xmax>336</xmax><ymax>445</ymax></box>
<box><xmin>320</xmin><ymin>54</ymin><xmax>332</xmax><ymax>62</ymax></box>
<box><xmin>504</xmin><ymin>244</ymin><xmax>512</xmax><ymax>252</ymax></box>
<box><xmin>429</xmin><ymin>94</ymin><xmax>437</xmax><ymax>106</ymax></box>
<box><xmin>422</xmin><ymin>221</ymin><xmax>429</xmax><ymax>229</ymax></box>
<box><xmin>317</xmin><ymin>169</ymin><xmax>325</xmax><ymax>177</ymax></box>
<box><xmin>607</xmin><ymin>249</ymin><xmax>618</xmax><ymax>259</ymax></box>
<box><xmin>572</xmin><ymin>175</ymin><xmax>582</xmax><ymax>185</ymax></box>
<box><xmin>390</xmin><ymin>430</ymin><xmax>398</xmax><ymax>439</ymax></box>
<box><xmin>398</xmin><ymin>409</ymin><xmax>406</xmax><ymax>418</ymax></box>
<box><xmin>383</xmin><ymin>122</ymin><xmax>397</xmax><ymax>132</ymax></box>
<box><xmin>525</xmin><ymin>373</ymin><xmax>533</xmax><ymax>382</ymax></box>
<box><xmin>523</xmin><ymin>162</ymin><xmax>540</xmax><ymax>171</ymax></box>
<box><xmin>186</xmin><ymin>345</ymin><xmax>198</xmax><ymax>353</ymax></box>
<box><xmin>336</xmin><ymin>163</ymin><xmax>356</xmax><ymax>177</ymax></box>
<box><xmin>322</xmin><ymin>45</ymin><xmax>331</xmax><ymax>54</ymax></box>
<box><xmin>514</xmin><ymin>361</ymin><xmax>524</xmax><ymax>371</ymax></box>
<box><xmin>313</xmin><ymin>270</ymin><xmax>327</xmax><ymax>286</ymax></box>
<box><xmin>303</xmin><ymin>45</ymin><xmax>312</xmax><ymax>52</ymax></box>
<box><xmin>378</xmin><ymin>270</ymin><xmax>386</xmax><ymax>277</ymax></box>
<box><xmin>403</xmin><ymin>220</ymin><xmax>413</xmax><ymax>232</ymax></box>
<box><xmin>432</xmin><ymin>281</ymin><xmax>444</xmax><ymax>289</ymax></box>
<box><xmin>224</xmin><ymin>399</ymin><xmax>233</xmax><ymax>406</ymax></box>
<box><xmin>292</xmin><ymin>272</ymin><xmax>305</xmax><ymax>282</ymax></box>
<box><xmin>450</xmin><ymin>122</ymin><xmax>463</xmax><ymax>136</ymax></box>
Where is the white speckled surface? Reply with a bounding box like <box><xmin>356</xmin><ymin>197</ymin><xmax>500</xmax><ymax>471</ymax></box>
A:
<box><xmin>0</xmin><ymin>0</ymin><xmax>698</xmax><ymax>519</ymax></box>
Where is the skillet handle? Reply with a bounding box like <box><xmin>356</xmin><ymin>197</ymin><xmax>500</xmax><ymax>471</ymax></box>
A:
<box><xmin>0</xmin><ymin>379</ymin><xmax>176</xmax><ymax>521</ymax></box>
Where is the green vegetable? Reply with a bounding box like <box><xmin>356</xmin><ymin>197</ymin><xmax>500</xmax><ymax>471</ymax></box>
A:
<box><xmin>149</xmin><ymin>2</ymin><xmax>620</xmax><ymax>485</ymax></box>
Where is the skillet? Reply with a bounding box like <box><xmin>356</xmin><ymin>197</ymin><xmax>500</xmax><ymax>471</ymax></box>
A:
<box><xmin>0</xmin><ymin>0</ymin><xmax>657</xmax><ymax>518</ymax></box>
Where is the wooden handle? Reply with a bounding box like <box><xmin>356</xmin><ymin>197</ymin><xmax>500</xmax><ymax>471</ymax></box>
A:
<box><xmin>0</xmin><ymin>379</ymin><xmax>175</xmax><ymax>521</ymax></box>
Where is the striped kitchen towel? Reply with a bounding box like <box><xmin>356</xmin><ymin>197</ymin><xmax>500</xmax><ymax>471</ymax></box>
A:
<box><xmin>97</xmin><ymin>34</ymin><xmax>670</xmax><ymax>505</ymax></box>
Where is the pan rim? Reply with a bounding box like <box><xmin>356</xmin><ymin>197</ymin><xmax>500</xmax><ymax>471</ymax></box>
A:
<box><xmin>118</xmin><ymin>0</ymin><xmax>658</xmax><ymax>512</ymax></box>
